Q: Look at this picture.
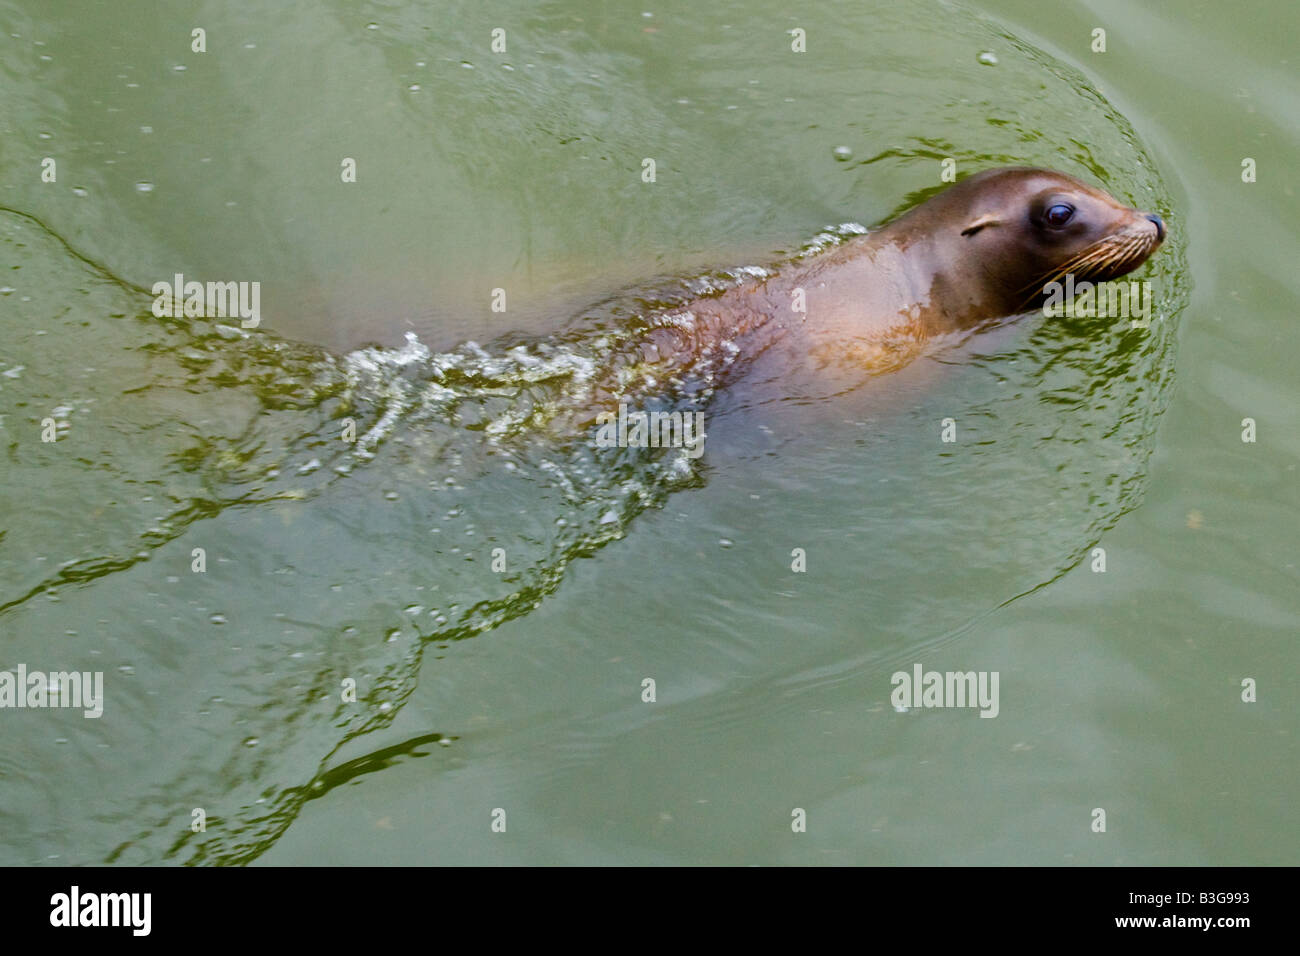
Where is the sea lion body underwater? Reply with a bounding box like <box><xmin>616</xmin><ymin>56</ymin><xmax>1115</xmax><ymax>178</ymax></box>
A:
<box><xmin>590</xmin><ymin>167</ymin><xmax>1165</xmax><ymax>410</ymax></box>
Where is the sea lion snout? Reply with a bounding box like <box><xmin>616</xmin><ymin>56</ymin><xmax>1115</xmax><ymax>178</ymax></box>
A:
<box><xmin>1144</xmin><ymin>213</ymin><xmax>1166</xmax><ymax>241</ymax></box>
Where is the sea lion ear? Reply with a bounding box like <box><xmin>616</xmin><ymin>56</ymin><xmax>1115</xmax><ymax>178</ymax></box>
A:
<box><xmin>961</xmin><ymin>214</ymin><xmax>1001</xmax><ymax>237</ymax></box>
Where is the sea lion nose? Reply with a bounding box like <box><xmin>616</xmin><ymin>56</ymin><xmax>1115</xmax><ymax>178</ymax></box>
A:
<box><xmin>1144</xmin><ymin>213</ymin><xmax>1165</xmax><ymax>241</ymax></box>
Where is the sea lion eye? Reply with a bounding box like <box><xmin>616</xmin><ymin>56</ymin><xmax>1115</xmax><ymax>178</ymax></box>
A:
<box><xmin>1044</xmin><ymin>203</ymin><xmax>1075</xmax><ymax>227</ymax></box>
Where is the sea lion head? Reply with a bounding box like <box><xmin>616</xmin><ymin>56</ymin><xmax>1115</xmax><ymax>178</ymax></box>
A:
<box><xmin>942</xmin><ymin>167</ymin><xmax>1165</xmax><ymax>313</ymax></box>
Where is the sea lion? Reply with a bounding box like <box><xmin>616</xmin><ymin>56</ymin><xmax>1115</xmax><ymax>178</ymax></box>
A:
<box><xmin>584</xmin><ymin>167</ymin><xmax>1165</xmax><ymax>413</ymax></box>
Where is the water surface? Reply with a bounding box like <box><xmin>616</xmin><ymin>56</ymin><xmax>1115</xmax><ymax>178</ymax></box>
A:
<box><xmin>0</xmin><ymin>0</ymin><xmax>1294</xmax><ymax>865</ymax></box>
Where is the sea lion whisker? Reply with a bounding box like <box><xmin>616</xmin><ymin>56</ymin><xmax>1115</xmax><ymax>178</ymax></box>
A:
<box><xmin>1021</xmin><ymin>246</ymin><xmax>1106</xmax><ymax>296</ymax></box>
<box><xmin>1099</xmin><ymin>235</ymin><xmax>1147</xmax><ymax>276</ymax></box>
<box><xmin>1018</xmin><ymin>231</ymin><xmax>1150</xmax><ymax>307</ymax></box>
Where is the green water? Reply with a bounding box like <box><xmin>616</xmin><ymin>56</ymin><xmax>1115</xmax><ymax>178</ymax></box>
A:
<box><xmin>0</xmin><ymin>0</ymin><xmax>1294</xmax><ymax>865</ymax></box>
